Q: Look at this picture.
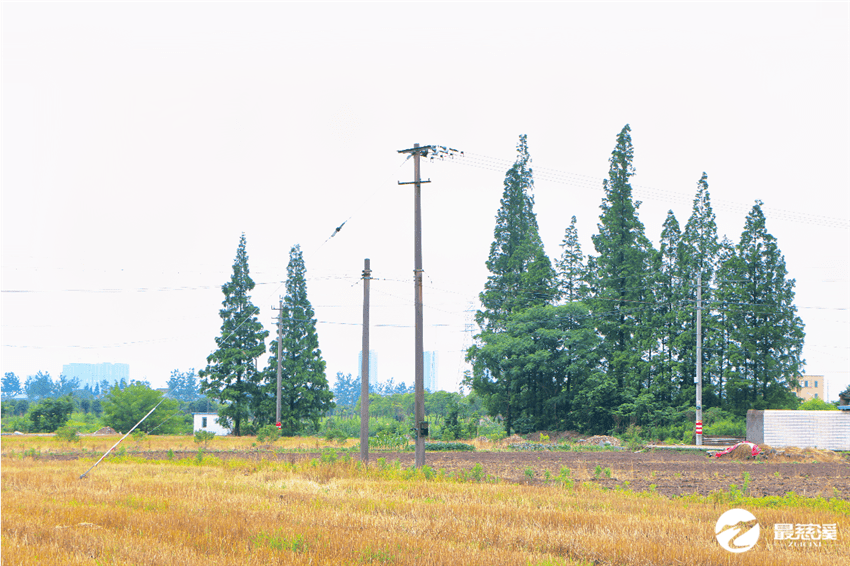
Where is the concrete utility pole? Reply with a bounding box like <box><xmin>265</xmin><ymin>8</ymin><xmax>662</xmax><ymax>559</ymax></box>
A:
<box><xmin>360</xmin><ymin>259</ymin><xmax>371</xmax><ymax>465</ymax></box>
<box><xmin>696</xmin><ymin>271</ymin><xmax>703</xmax><ymax>446</ymax></box>
<box><xmin>398</xmin><ymin>144</ymin><xmax>429</xmax><ymax>468</ymax></box>
<box><xmin>273</xmin><ymin>299</ymin><xmax>284</xmax><ymax>425</ymax></box>
<box><xmin>397</xmin><ymin>143</ymin><xmax>463</xmax><ymax>468</ymax></box>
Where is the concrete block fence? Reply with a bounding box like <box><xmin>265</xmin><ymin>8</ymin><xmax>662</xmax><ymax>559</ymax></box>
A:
<box><xmin>747</xmin><ymin>409</ymin><xmax>850</xmax><ymax>450</ymax></box>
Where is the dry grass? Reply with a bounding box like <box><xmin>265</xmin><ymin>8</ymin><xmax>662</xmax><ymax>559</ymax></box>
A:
<box><xmin>1</xmin><ymin>433</ymin><xmax>357</xmax><ymax>455</ymax></box>
<box><xmin>2</xmin><ymin>445</ymin><xmax>847</xmax><ymax>565</ymax></box>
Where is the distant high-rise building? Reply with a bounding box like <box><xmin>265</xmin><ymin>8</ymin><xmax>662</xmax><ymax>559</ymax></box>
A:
<box><xmin>357</xmin><ymin>350</ymin><xmax>378</xmax><ymax>384</ymax></box>
<box><xmin>424</xmin><ymin>351</ymin><xmax>438</xmax><ymax>392</ymax></box>
<box><xmin>62</xmin><ymin>362</ymin><xmax>129</xmax><ymax>391</ymax></box>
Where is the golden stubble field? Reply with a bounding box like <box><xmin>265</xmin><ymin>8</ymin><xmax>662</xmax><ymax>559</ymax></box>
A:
<box><xmin>2</xmin><ymin>436</ymin><xmax>848</xmax><ymax>565</ymax></box>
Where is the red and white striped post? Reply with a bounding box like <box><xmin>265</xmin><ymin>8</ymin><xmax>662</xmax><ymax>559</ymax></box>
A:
<box><xmin>695</xmin><ymin>421</ymin><xmax>703</xmax><ymax>444</ymax></box>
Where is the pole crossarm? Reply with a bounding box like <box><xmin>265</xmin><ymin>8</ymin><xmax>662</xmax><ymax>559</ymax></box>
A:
<box><xmin>397</xmin><ymin>145</ymin><xmax>463</xmax><ymax>159</ymax></box>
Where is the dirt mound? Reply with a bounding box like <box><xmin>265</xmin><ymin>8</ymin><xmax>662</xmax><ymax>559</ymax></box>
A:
<box><xmin>536</xmin><ymin>430</ymin><xmax>583</xmax><ymax>442</ymax></box>
<box><xmin>760</xmin><ymin>445</ymin><xmax>845</xmax><ymax>463</ymax></box>
<box><xmin>729</xmin><ymin>444</ymin><xmax>759</xmax><ymax>460</ymax></box>
<box><xmin>576</xmin><ymin>435</ymin><xmax>621</xmax><ymax>447</ymax></box>
<box><xmin>92</xmin><ymin>426</ymin><xmax>118</xmax><ymax>435</ymax></box>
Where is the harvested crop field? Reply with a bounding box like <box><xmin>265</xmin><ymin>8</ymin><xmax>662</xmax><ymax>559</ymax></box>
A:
<box><xmin>96</xmin><ymin>447</ymin><xmax>847</xmax><ymax>498</ymax></box>
<box><xmin>2</xmin><ymin>437</ymin><xmax>848</xmax><ymax>566</ymax></box>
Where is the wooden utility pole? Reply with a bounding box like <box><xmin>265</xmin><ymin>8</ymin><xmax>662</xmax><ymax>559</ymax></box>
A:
<box><xmin>360</xmin><ymin>259</ymin><xmax>371</xmax><ymax>465</ymax></box>
<box><xmin>272</xmin><ymin>299</ymin><xmax>284</xmax><ymax>425</ymax></box>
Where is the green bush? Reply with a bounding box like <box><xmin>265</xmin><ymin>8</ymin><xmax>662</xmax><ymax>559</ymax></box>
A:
<box><xmin>423</xmin><ymin>442</ymin><xmax>474</xmax><ymax>451</ymax></box>
<box><xmin>369</xmin><ymin>430</ymin><xmax>408</xmax><ymax>451</ymax></box>
<box><xmin>54</xmin><ymin>425</ymin><xmax>80</xmax><ymax>443</ymax></box>
<box><xmin>1</xmin><ymin>415</ymin><xmax>30</xmax><ymax>433</ymax></box>
<box><xmin>65</xmin><ymin>411</ymin><xmax>104</xmax><ymax>434</ymax></box>
<box><xmin>256</xmin><ymin>424</ymin><xmax>281</xmax><ymax>444</ymax></box>
<box><xmin>703</xmin><ymin>419</ymin><xmax>746</xmax><ymax>436</ymax></box>
<box><xmin>798</xmin><ymin>398</ymin><xmax>838</xmax><ymax>411</ymax></box>
<box><xmin>194</xmin><ymin>430</ymin><xmax>216</xmax><ymax>446</ymax></box>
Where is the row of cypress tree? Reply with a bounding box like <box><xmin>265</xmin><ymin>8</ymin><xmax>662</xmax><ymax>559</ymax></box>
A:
<box><xmin>467</xmin><ymin>127</ymin><xmax>805</xmax><ymax>436</ymax></box>
<box><xmin>199</xmin><ymin>235</ymin><xmax>333</xmax><ymax>436</ymax></box>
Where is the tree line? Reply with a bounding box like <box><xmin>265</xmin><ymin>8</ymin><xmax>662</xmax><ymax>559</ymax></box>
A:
<box><xmin>2</xmin><ymin>126</ymin><xmax>817</xmax><ymax>440</ymax></box>
<box><xmin>0</xmin><ymin>369</ymin><xmax>219</xmax><ymax>434</ymax></box>
<box><xmin>467</xmin><ymin>127</ymin><xmax>807</xmax><ymax>439</ymax></box>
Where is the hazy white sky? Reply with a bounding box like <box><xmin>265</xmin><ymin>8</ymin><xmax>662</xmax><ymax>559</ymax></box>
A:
<box><xmin>2</xmin><ymin>3</ymin><xmax>848</xmax><ymax>399</ymax></box>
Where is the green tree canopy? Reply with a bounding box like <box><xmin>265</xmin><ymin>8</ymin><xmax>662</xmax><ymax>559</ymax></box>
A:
<box><xmin>167</xmin><ymin>369</ymin><xmax>201</xmax><ymax>402</ymax></box>
<box><xmin>24</xmin><ymin>371</ymin><xmax>56</xmax><ymax>401</ymax></box>
<box><xmin>261</xmin><ymin>245</ymin><xmax>334</xmax><ymax>434</ymax></box>
<box><xmin>557</xmin><ymin>215</ymin><xmax>588</xmax><ymax>303</ymax></box>
<box><xmin>468</xmin><ymin>135</ymin><xmax>557</xmax><ymax>435</ymax></box>
<box><xmin>101</xmin><ymin>383</ymin><xmax>183</xmax><ymax>434</ymax></box>
<box><xmin>588</xmin><ymin>124</ymin><xmax>654</xmax><ymax>399</ymax></box>
<box><xmin>2</xmin><ymin>372</ymin><xmax>22</xmax><ymax>398</ymax></box>
<box><xmin>27</xmin><ymin>396</ymin><xmax>74</xmax><ymax>432</ymax></box>
<box><xmin>716</xmin><ymin>201</ymin><xmax>805</xmax><ymax>415</ymax></box>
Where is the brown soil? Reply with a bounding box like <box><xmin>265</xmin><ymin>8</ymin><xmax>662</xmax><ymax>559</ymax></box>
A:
<box><xmin>49</xmin><ymin>447</ymin><xmax>849</xmax><ymax>499</ymax></box>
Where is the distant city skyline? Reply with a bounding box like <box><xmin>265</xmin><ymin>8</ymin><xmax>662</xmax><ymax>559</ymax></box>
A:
<box><xmin>61</xmin><ymin>362</ymin><xmax>129</xmax><ymax>390</ymax></box>
<box><xmin>357</xmin><ymin>350</ymin><xmax>378</xmax><ymax>384</ymax></box>
<box><xmin>424</xmin><ymin>351</ymin><xmax>438</xmax><ymax>392</ymax></box>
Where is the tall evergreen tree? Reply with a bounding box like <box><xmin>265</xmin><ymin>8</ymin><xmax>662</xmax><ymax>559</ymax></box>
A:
<box><xmin>653</xmin><ymin>210</ymin><xmax>685</xmax><ymax>404</ymax></box>
<box><xmin>261</xmin><ymin>245</ymin><xmax>334</xmax><ymax>434</ymax></box>
<box><xmin>717</xmin><ymin>202</ymin><xmax>805</xmax><ymax>415</ymax></box>
<box><xmin>199</xmin><ymin>234</ymin><xmax>268</xmax><ymax>436</ymax></box>
<box><xmin>557</xmin><ymin>215</ymin><xmax>588</xmax><ymax>303</ymax></box>
<box><xmin>476</xmin><ymin>134</ymin><xmax>556</xmax><ymax>333</ymax></box>
<box><xmin>713</xmin><ymin>236</ymin><xmax>737</xmax><ymax>406</ymax></box>
<box><xmin>677</xmin><ymin>173</ymin><xmax>721</xmax><ymax>407</ymax></box>
<box><xmin>467</xmin><ymin>135</ymin><xmax>557</xmax><ymax>435</ymax></box>
<box><xmin>588</xmin><ymin>124</ymin><xmax>653</xmax><ymax>410</ymax></box>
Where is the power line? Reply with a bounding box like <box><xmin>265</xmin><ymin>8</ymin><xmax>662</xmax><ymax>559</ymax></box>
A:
<box><xmin>439</xmin><ymin>150</ymin><xmax>850</xmax><ymax>230</ymax></box>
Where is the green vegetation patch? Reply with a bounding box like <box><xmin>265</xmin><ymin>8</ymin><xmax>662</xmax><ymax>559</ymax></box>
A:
<box><xmin>423</xmin><ymin>441</ymin><xmax>475</xmax><ymax>452</ymax></box>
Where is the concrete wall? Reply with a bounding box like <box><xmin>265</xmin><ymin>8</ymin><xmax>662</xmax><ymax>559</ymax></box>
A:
<box><xmin>747</xmin><ymin>409</ymin><xmax>850</xmax><ymax>450</ymax></box>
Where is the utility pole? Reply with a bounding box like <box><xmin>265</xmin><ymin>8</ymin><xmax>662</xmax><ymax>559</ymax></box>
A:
<box><xmin>397</xmin><ymin>143</ymin><xmax>462</xmax><ymax>468</ymax></box>
<box><xmin>696</xmin><ymin>271</ymin><xmax>703</xmax><ymax>446</ymax></box>
<box><xmin>272</xmin><ymin>299</ymin><xmax>284</xmax><ymax>426</ymax></box>
<box><xmin>360</xmin><ymin>259</ymin><xmax>371</xmax><ymax>465</ymax></box>
<box><xmin>398</xmin><ymin>143</ymin><xmax>429</xmax><ymax>468</ymax></box>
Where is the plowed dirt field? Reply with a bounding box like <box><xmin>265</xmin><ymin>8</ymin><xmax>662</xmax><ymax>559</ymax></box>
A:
<box><xmin>54</xmin><ymin>447</ymin><xmax>849</xmax><ymax>499</ymax></box>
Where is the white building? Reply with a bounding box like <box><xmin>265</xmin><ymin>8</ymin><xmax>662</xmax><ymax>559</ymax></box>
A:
<box><xmin>193</xmin><ymin>413</ymin><xmax>230</xmax><ymax>436</ymax></box>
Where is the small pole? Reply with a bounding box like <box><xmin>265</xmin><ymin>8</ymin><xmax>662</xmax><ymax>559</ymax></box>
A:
<box><xmin>696</xmin><ymin>271</ymin><xmax>703</xmax><ymax>446</ymax></box>
<box><xmin>275</xmin><ymin>299</ymin><xmax>283</xmax><ymax>425</ymax></box>
<box><xmin>360</xmin><ymin>259</ymin><xmax>371</xmax><ymax>465</ymax></box>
